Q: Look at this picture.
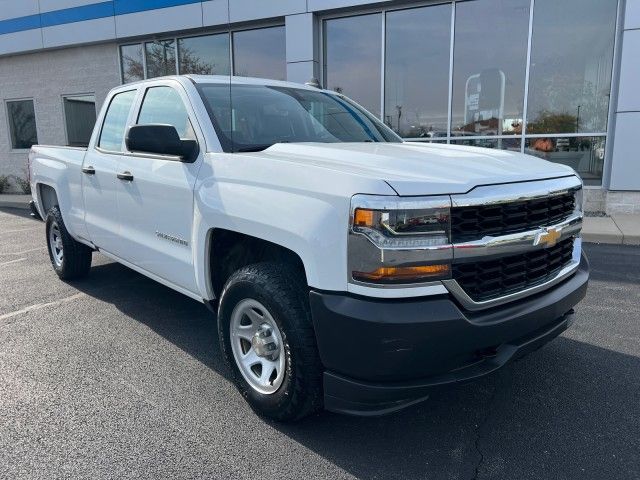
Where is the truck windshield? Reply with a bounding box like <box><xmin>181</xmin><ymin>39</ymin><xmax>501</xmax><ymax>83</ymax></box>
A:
<box><xmin>197</xmin><ymin>84</ymin><xmax>401</xmax><ymax>153</ymax></box>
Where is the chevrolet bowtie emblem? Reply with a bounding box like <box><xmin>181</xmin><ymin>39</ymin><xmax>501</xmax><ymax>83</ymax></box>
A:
<box><xmin>534</xmin><ymin>227</ymin><xmax>562</xmax><ymax>248</ymax></box>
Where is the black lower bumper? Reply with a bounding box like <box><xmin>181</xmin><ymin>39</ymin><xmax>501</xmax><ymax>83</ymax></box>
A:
<box><xmin>29</xmin><ymin>200</ymin><xmax>42</xmax><ymax>221</ymax></box>
<box><xmin>309</xmin><ymin>253</ymin><xmax>589</xmax><ymax>416</ymax></box>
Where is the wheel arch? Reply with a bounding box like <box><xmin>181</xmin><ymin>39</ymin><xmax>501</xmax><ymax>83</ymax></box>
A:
<box><xmin>207</xmin><ymin>228</ymin><xmax>308</xmax><ymax>301</ymax></box>
<box><xmin>37</xmin><ymin>183</ymin><xmax>59</xmax><ymax>215</ymax></box>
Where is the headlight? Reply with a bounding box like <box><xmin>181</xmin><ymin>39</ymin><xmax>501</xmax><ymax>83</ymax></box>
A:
<box><xmin>349</xmin><ymin>195</ymin><xmax>453</xmax><ymax>285</ymax></box>
<box><xmin>353</xmin><ymin>207</ymin><xmax>450</xmax><ymax>248</ymax></box>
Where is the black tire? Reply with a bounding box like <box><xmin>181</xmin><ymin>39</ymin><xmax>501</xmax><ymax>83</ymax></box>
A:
<box><xmin>45</xmin><ymin>206</ymin><xmax>92</xmax><ymax>280</ymax></box>
<box><xmin>218</xmin><ymin>262</ymin><xmax>323</xmax><ymax>421</ymax></box>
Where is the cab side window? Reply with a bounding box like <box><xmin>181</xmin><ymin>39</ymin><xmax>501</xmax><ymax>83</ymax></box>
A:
<box><xmin>137</xmin><ymin>86</ymin><xmax>196</xmax><ymax>140</ymax></box>
<box><xmin>98</xmin><ymin>90</ymin><xmax>137</xmax><ymax>151</ymax></box>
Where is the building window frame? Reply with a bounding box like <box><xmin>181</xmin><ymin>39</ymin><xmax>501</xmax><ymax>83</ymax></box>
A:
<box><xmin>4</xmin><ymin>97</ymin><xmax>39</xmax><ymax>152</ymax></box>
<box><xmin>319</xmin><ymin>0</ymin><xmax>622</xmax><ymax>187</ymax></box>
<box><xmin>61</xmin><ymin>93</ymin><xmax>97</xmax><ymax>148</ymax></box>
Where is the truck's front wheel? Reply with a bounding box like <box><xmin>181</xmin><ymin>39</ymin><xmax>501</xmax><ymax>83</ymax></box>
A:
<box><xmin>217</xmin><ymin>262</ymin><xmax>322</xmax><ymax>421</ymax></box>
<box><xmin>45</xmin><ymin>206</ymin><xmax>92</xmax><ymax>280</ymax></box>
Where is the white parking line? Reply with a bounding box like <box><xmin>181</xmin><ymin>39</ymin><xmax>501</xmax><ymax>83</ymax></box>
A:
<box><xmin>0</xmin><ymin>293</ymin><xmax>85</xmax><ymax>323</ymax></box>
<box><xmin>0</xmin><ymin>257</ymin><xmax>27</xmax><ymax>266</ymax></box>
<box><xmin>0</xmin><ymin>246</ymin><xmax>46</xmax><ymax>256</ymax></box>
<box><xmin>0</xmin><ymin>226</ymin><xmax>41</xmax><ymax>234</ymax></box>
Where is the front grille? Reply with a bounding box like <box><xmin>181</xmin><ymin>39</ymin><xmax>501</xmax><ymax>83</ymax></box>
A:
<box><xmin>451</xmin><ymin>192</ymin><xmax>576</xmax><ymax>243</ymax></box>
<box><xmin>452</xmin><ymin>237</ymin><xmax>575</xmax><ymax>303</ymax></box>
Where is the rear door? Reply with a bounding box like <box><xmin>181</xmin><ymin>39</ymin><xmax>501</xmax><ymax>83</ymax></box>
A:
<box><xmin>82</xmin><ymin>89</ymin><xmax>137</xmax><ymax>252</ymax></box>
<box><xmin>112</xmin><ymin>81</ymin><xmax>204</xmax><ymax>293</ymax></box>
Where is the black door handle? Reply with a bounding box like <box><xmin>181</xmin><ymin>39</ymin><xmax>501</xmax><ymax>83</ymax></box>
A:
<box><xmin>117</xmin><ymin>171</ymin><xmax>134</xmax><ymax>181</ymax></box>
<box><xmin>81</xmin><ymin>166</ymin><xmax>95</xmax><ymax>175</ymax></box>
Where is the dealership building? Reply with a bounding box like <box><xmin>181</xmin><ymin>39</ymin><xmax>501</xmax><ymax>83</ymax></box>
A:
<box><xmin>0</xmin><ymin>0</ymin><xmax>637</xmax><ymax>213</ymax></box>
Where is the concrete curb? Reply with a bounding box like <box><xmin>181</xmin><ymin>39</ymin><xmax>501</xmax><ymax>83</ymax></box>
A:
<box><xmin>583</xmin><ymin>215</ymin><xmax>640</xmax><ymax>246</ymax></box>
<box><xmin>0</xmin><ymin>194</ymin><xmax>31</xmax><ymax>210</ymax></box>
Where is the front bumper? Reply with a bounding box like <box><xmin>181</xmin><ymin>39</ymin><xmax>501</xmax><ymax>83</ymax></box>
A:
<box><xmin>309</xmin><ymin>253</ymin><xmax>589</xmax><ymax>416</ymax></box>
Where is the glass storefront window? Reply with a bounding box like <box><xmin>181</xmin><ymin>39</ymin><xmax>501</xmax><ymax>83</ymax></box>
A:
<box><xmin>120</xmin><ymin>44</ymin><xmax>144</xmax><ymax>83</ymax></box>
<box><xmin>178</xmin><ymin>34</ymin><xmax>230</xmax><ymax>75</ymax></box>
<box><xmin>324</xmin><ymin>14</ymin><xmax>382</xmax><ymax>117</ymax></box>
<box><xmin>145</xmin><ymin>40</ymin><xmax>177</xmax><ymax>78</ymax></box>
<box><xmin>385</xmin><ymin>5</ymin><xmax>451</xmax><ymax>137</ymax></box>
<box><xmin>525</xmin><ymin>136</ymin><xmax>605</xmax><ymax>186</ymax></box>
<box><xmin>451</xmin><ymin>137</ymin><xmax>522</xmax><ymax>152</ymax></box>
<box><xmin>526</xmin><ymin>0</ymin><xmax>617</xmax><ymax>135</ymax></box>
<box><xmin>233</xmin><ymin>26</ymin><xmax>286</xmax><ymax>81</ymax></box>
<box><xmin>451</xmin><ymin>0</ymin><xmax>530</xmax><ymax>136</ymax></box>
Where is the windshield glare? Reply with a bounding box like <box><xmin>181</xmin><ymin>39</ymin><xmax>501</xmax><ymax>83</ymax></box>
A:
<box><xmin>197</xmin><ymin>84</ymin><xmax>401</xmax><ymax>152</ymax></box>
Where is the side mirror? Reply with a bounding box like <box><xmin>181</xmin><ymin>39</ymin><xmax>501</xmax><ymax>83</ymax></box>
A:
<box><xmin>125</xmin><ymin>124</ymin><xmax>199</xmax><ymax>162</ymax></box>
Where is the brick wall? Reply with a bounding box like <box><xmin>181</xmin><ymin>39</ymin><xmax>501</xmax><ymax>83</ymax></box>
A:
<box><xmin>0</xmin><ymin>42</ymin><xmax>120</xmax><ymax>186</ymax></box>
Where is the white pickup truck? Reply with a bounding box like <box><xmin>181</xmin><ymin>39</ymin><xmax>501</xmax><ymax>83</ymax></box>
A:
<box><xmin>29</xmin><ymin>76</ymin><xmax>588</xmax><ymax>420</ymax></box>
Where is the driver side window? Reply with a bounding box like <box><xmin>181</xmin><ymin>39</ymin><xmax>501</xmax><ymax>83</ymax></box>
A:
<box><xmin>137</xmin><ymin>86</ymin><xmax>196</xmax><ymax>140</ymax></box>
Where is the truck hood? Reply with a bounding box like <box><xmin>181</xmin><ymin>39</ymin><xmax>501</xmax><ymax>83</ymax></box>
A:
<box><xmin>255</xmin><ymin>142</ymin><xmax>576</xmax><ymax>196</ymax></box>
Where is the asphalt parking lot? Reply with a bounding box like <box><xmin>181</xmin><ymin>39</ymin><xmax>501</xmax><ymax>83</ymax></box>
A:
<box><xmin>0</xmin><ymin>207</ymin><xmax>638</xmax><ymax>480</ymax></box>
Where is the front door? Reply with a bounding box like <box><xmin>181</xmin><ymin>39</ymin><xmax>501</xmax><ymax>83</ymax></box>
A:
<box><xmin>82</xmin><ymin>89</ymin><xmax>137</xmax><ymax>253</ymax></box>
<box><xmin>112</xmin><ymin>83</ymin><xmax>202</xmax><ymax>294</ymax></box>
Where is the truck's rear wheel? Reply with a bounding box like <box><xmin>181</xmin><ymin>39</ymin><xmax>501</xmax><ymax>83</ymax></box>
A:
<box><xmin>45</xmin><ymin>206</ymin><xmax>92</xmax><ymax>280</ymax></box>
<box><xmin>217</xmin><ymin>262</ymin><xmax>322</xmax><ymax>421</ymax></box>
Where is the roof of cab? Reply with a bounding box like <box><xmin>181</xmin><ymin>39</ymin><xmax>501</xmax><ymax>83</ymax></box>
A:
<box><xmin>118</xmin><ymin>74</ymin><xmax>326</xmax><ymax>92</ymax></box>
<box><xmin>185</xmin><ymin>74</ymin><xmax>326</xmax><ymax>92</ymax></box>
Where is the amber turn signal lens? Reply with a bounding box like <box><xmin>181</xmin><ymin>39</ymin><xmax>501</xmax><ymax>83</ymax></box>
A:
<box><xmin>354</xmin><ymin>208</ymin><xmax>374</xmax><ymax>227</ymax></box>
<box><xmin>353</xmin><ymin>264</ymin><xmax>450</xmax><ymax>284</ymax></box>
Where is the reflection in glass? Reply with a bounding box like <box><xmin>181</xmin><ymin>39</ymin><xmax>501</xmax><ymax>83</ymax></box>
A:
<box><xmin>137</xmin><ymin>87</ymin><xmax>195</xmax><ymax>139</ymax></box>
<box><xmin>525</xmin><ymin>136</ymin><xmax>605</xmax><ymax>185</ymax></box>
<box><xmin>198</xmin><ymin>84</ymin><xmax>400</xmax><ymax>153</ymax></box>
<box><xmin>99</xmin><ymin>90</ymin><xmax>136</xmax><ymax>152</ymax></box>
<box><xmin>451</xmin><ymin>0</ymin><xmax>529</xmax><ymax>136</ymax></box>
<box><xmin>450</xmin><ymin>137</ymin><xmax>522</xmax><ymax>152</ymax></box>
<box><xmin>63</xmin><ymin>95</ymin><xmax>96</xmax><ymax>147</ymax></box>
<box><xmin>385</xmin><ymin>5</ymin><xmax>451</xmax><ymax>137</ymax></box>
<box><xmin>178</xmin><ymin>34</ymin><xmax>230</xmax><ymax>75</ymax></box>
<box><xmin>7</xmin><ymin>100</ymin><xmax>38</xmax><ymax>149</ymax></box>
<box><xmin>233</xmin><ymin>27</ymin><xmax>286</xmax><ymax>81</ymax></box>
<box><xmin>145</xmin><ymin>40</ymin><xmax>177</xmax><ymax>78</ymax></box>
<box><xmin>324</xmin><ymin>14</ymin><xmax>382</xmax><ymax>117</ymax></box>
<box><xmin>526</xmin><ymin>0</ymin><xmax>617</xmax><ymax>134</ymax></box>
<box><xmin>120</xmin><ymin>44</ymin><xmax>144</xmax><ymax>83</ymax></box>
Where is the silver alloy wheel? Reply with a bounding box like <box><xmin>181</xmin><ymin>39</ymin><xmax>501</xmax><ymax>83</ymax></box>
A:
<box><xmin>230</xmin><ymin>298</ymin><xmax>286</xmax><ymax>395</ymax></box>
<box><xmin>49</xmin><ymin>222</ymin><xmax>64</xmax><ymax>267</ymax></box>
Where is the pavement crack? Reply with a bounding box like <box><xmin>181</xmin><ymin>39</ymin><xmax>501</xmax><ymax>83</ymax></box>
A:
<box><xmin>470</xmin><ymin>384</ymin><xmax>499</xmax><ymax>480</ymax></box>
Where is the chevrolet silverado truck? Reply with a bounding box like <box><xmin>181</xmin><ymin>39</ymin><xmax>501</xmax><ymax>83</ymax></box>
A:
<box><xmin>29</xmin><ymin>76</ymin><xmax>588</xmax><ymax>420</ymax></box>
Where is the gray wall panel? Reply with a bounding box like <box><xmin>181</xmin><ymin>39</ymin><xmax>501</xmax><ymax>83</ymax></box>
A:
<box><xmin>617</xmin><ymin>29</ymin><xmax>640</xmax><ymax>112</ymax></box>
<box><xmin>625</xmin><ymin>0</ymin><xmax>640</xmax><ymax>30</ymax></box>
<box><xmin>39</xmin><ymin>0</ymin><xmax>101</xmax><ymax>13</ymax></box>
<box><xmin>42</xmin><ymin>17</ymin><xmax>116</xmax><ymax>48</ymax></box>
<box><xmin>202</xmin><ymin>0</ymin><xmax>229</xmax><ymax>26</ymax></box>
<box><xmin>609</xmin><ymin>112</ymin><xmax>640</xmax><ymax>190</ymax></box>
<box><xmin>0</xmin><ymin>30</ymin><xmax>43</xmax><ymax>56</ymax></box>
<box><xmin>115</xmin><ymin>3</ymin><xmax>204</xmax><ymax>38</ymax></box>
<box><xmin>285</xmin><ymin>13</ymin><xmax>317</xmax><ymax>63</ymax></box>
<box><xmin>0</xmin><ymin>0</ymin><xmax>39</xmax><ymax>21</ymax></box>
<box><xmin>229</xmin><ymin>0</ymin><xmax>305</xmax><ymax>23</ymax></box>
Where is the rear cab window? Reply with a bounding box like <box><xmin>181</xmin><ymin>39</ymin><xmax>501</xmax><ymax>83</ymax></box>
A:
<box><xmin>98</xmin><ymin>90</ymin><xmax>137</xmax><ymax>152</ymax></box>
